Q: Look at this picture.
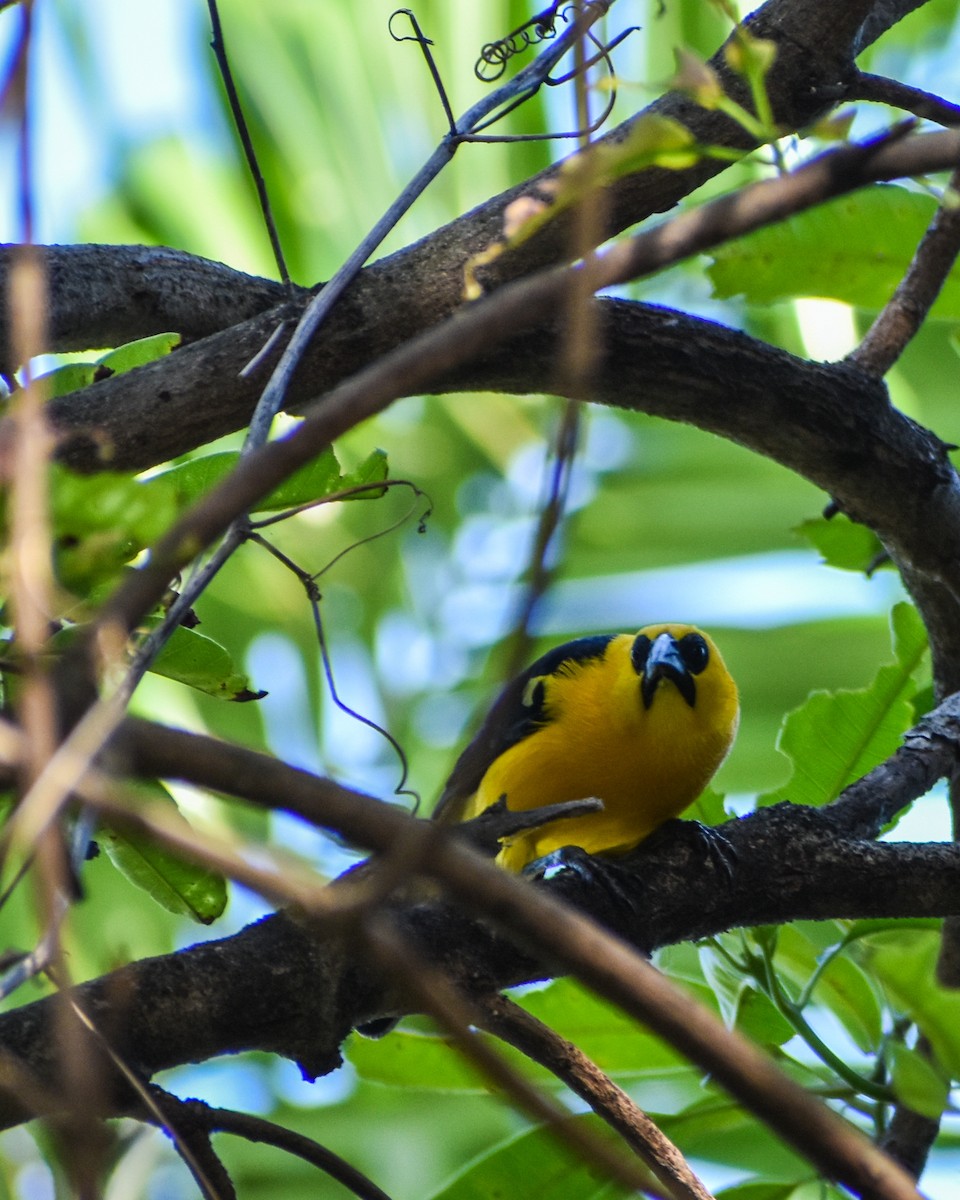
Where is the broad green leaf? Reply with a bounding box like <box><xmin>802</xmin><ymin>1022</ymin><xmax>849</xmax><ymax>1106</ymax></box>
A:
<box><xmin>685</xmin><ymin>786</ymin><xmax>728</xmax><ymax>826</ymax></box>
<box><xmin>96</xmin><ymin>331</ymin><xmax>181</xmax><ymax>374</ymax></box>
<box><xmin>761</xmin><ymin>602</ymin><xmax>927</xmax><ymax>808</ymax></box>
<box><xmin>34</xmin><ymin>362</ymin><xmax>97</xmax><ymax>398</ymax></box>
<box><xmin>716</xmin><ymin>1183</ymin><xmax>803</xmax><ymax>1200</ymax></box>
<box><xmin>256</xmin><ymin>445</ymin><xmax>386</xmax><ymax>508</ymax></box>
<box><xmin>50</xmin><ymin>467</ymin><xmax>179</xmax><ymax>596</ymax></box>
<box><xmin>659</xmin><ymin>1097</ymin><xmax>808</xmax><ymax>1178</ymax></box>
<box><xmin>427</xmin><ymin>1117</ymin><xmax>635</xmax><ymax>1200</ymax></box>
<box><xmin>886</xmin><ymin>1042</ymin><xmax>950</xmax><ymax>1119</ymax></box>
<box><xmin>101</xmin><ymin>780</ymin><xmax>227</xmax><ymax>924</ymax></box>
<box><xmin>699</xmin><ymin>944</ymin><xmax>794</xmax><ymax>1047</ymax></box>
<box><xmin>841</xmin><ymin>918</ymin><xmax>941</xmax><ymax>946</ymax></box>
<box><xmin>51</xmin><ymin>466</ymin><xmax>178</xmax><ymax>545</ymax></box>
<box><xmin>794</xmin><ymin>515</ymin><xmax>885</xmax><ymax>574</ymax></box>
<box><xmin>348</xmin><ymin>1028</ymin><xmax>494</xmax><ymax>1093</ymax></box>
<box><xmin>338</xmin><ymin>447</ymin><xmax>390</xmax><ymax>498</ymax></box>
<box><xmin>772</xmin><ymin>926</ymin><xmax>883</xmax><ymax>1054</ymax></box>
<box><xmin>864</xmin><ymin>930</ymin><xmax>960</xmax><ymax>1078</ymax></box>
<box><xmin>31</xmin><ymin>334</ymin><xmax>180</xmax><ymax>401</ymax></box>
<box><xmin>154</xmin><ymin>451</ymin><xmax>240</xmax><ymax>510</ymax></box>
<box><xmin>152</xmin><ymin>446</ymin><xmax>387</xmax><ymax>513</ymax></box>
<box><xmin>256</xmin><ymin>446</ymin><xmax>344</xmax><ymax>511</ymax></box>
<box><xmin>707</xmin><ymin>186</ymin><xmax>960</xmax><ymax>317</ymax></box>
<box><xmin>149</xmin><ymin>625</ymin><xmax>267</xmax><ymax>701</ymax></box>
<box><xmin>521</xmin><ymin>979</ymin><xmax>695</xmax><ymax>1077</ymax></box>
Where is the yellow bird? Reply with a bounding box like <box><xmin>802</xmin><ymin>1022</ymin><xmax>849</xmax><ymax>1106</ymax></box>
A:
<box><xmin>434</xmin><ymin>624</ymin><xmax>739</xmax><ymax>871</ymax></box>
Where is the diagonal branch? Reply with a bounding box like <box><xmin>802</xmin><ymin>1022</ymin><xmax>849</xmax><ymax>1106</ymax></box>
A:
<box><xmin>477</xmin><ymin>994</ymin><xmax>716</xmax><ymax>1200</ymax></box>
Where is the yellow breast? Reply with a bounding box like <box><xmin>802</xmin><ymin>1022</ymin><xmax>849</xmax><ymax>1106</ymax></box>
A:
<box><xmin>460</xmin><ymin>627</ymin><xmax>738</xmax><ymax>871</ymax></box>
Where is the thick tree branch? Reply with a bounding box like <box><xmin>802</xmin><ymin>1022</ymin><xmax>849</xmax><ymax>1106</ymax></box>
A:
<box><xmin>0</xmin><ymin>0</ymin><xmax>880</xmax><ymax>368</ymax></box>
<box><xmin>4</xmin><ymin>696</ymin><xmax>959</xmax><ymax>1092</ymax></box>
<box><xmin>57</xmin><ymin>130</ymin><xmax>960</xmax><ymax>696</ymax></box>
<box><xmin>0</xmin><ymin>243</ymin><xmax>298</xmax><ymax>372</ymax></box>
<box><xmin>0</xmin><ymin>0</ymin><xmax>895</xmax><ymax>478</ymax></box>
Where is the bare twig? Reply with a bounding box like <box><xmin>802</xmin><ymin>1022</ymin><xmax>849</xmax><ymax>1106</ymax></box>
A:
<box><xmin>90</xmin><ymin>0</ymin><xmax>620</xmax><ymax>744</ymax></box>
<box><xmin>849</xmin><ymin>164</ymin><xmax>960</xmax><ymax>376</ymax></box>
<box><xmin>362</xmin><ymin>914</ymin><xmax>663</xmax><ymax>1197</ymax></box>
<box><xmin>851</xmin><ymin>71</ymin><xmax>960</xmax><ymax>128</ymax></box>
<box><xmin>153</xmin><ymin>1098</ymin><xmax>394</xmax><ymax>1200</ymax></box>
<box><xmin>478</xmin><ymin>994</ymin><xmax>716</xmax><ymax>1200</ymax></box>
<box><xmin>206</xmin><ymin>0</ymin><xmax>290</xmax><ymax>288</ymax></box>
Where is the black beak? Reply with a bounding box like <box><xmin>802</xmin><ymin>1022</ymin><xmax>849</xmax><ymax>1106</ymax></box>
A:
<box><xmin>640</xmin><ymin>632</ymin><xmax>696</xmax><ymax>709</ymax></box>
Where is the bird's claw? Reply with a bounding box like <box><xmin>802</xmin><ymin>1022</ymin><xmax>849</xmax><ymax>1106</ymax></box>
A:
<box><xmin>524</xmin><ymin>844</ymin><xmax>643</xmax><ymax>919</ymax></box>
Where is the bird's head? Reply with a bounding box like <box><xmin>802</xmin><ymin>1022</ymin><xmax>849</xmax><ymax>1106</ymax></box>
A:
<box><xmin>622</xmin><ymin>623</ymin><xmax>738</xmax><ymax>729</ymax></box>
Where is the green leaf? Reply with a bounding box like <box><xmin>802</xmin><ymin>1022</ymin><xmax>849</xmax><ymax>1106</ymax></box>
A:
<box><xmin>350</xmin><ymin>980</ymin><xmax>693</xmax><ymax>1090</ymax></box>
<box><xmin>153</xmin><ymin>451</ymin><xmax>239</xmax><ymax>510</ymax></box>
<box><xmin>427</xmin><ymin>1117</ymin><xmax>635</xmax><ymax>1200</ymax></box>
<box><xmin>772</xmin><ymin>926</ymin><xmax>883</xmax><ymax>1054</ymax></box>
<box><xmin>256</xmin><ymin>446</ymin><xmax>343</xmax><ymax>511</ymax></box>
<box><xmin>152</xmin><ymin>446</ymin><xmax>388</xmax><ymax>514</ymax></box>
<box><xmin>715</xmin><ymin>1183</ymin><xmax>802</xmax><ymax>1200</ymax></box>
<box><xmin>349</xmin><ymin>1028</ymin><xmax>493</xmax><ymax>1093</ymax></box>
<box><xmin>685</xmin><ymin>786</ymin><xmax>728</xmax><ymax>826</ymax></box>
<box><xmin>699</xmin><ymin>944</ymin><xmax>794</xmax><ymax>1047</ymax></box>
<box><xmin>34</xmin><ymin>362</ymin><xmax>97</xmax><ymax>399</ymax></box>
<box><xmin>761</xmin><ymin>603</ymin><xmax>927</xmax><ymax>808</ymax></box>
<box><xmin>707</xmin><ymin>186</ymin><xmax>960</xmax><ymax>317</ymax></box>
<box><xmin>149</xmin><ymin>626</ymin><xmax>267</xmax><ymax>701</ymax></box>
<box><xmin>50</xmin><ymin>466</ymin><xmax>179</xmax><ymax>596</ymax></box>
<box><xmin>339</xmin><ymin>447</ymin><xmax>390</xmax><ymax>498</ymax></box>
<box><xmin>841</xmin><ymin>918</ymin><xmax>941</xmax><ymax>946</ymax></box>
<box><xmin>794</xmin><ymin>515</ymin><xmax>885</xmax><ymax>573</ymax></box>
<box><xmin>886</xmin><ymin>1042</ymin><xmax>950</xmax><ymax>1119</ymax></box>
<box><xmin>96</xmin><ymin>331</ymin><xmax>181</xmax><ymax>375</ymax></box>
<box><xmin>101</xmin><ymin>780</ymin><xmax>227</xmax><ymax>924</ymax></box>
<box><xmin>31</xmin><ymin>334</ymin><xmax>181</xmax><ymax>401</ymax></box>
<box><xmin>863</xmin><ymin>929</ymin><xmax>960</xmax><ymax>1078</ymax></box>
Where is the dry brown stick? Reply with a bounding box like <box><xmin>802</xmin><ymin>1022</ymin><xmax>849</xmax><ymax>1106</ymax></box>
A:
<box><xmin>361</xmin><ymin>914</ymin><xmax>665</xmax><ymax>1198</ymax></box>
<box><xmin>849</xmin><ymin>163</ymin><xmax>960</xmax><ymax>377</ymax></box>
<box><xmin>477</xmin><ymin>994</ymin><xmax>716</xmax><ymax>1200</ymax></box>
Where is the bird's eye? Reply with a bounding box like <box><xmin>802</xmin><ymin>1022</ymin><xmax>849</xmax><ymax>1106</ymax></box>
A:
<box><xmin>679</xmin><ymin>633</ymin><xmax>709</xmax><ymax>674</ymax></box>
<box><xmin>630</xmin><ymin>634</ymin><xmax>652</xmax><ymax>675</ymax></box>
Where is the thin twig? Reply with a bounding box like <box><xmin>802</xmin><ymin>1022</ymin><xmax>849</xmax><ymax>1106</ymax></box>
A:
<box><xmin>206</xmin><ymin>0</ymin><xmax>291</xmax><ymax>288</ymax></box>
<box><xmin>848</xmin><ymin>164</ymin><xmax>960</xmax><ymax>377</ymax></box>
<box><xmin>851</xmin><ymin>71</ymin><xmax>960</xmax><ymax>128</ymax></box>
<box><xmin>88</xmin><ymin>0</ymin><xmax>619</xmax><ymax>757</ymax></box>
<box><xmin>164</xmin><ymin>1100</ymin><xmax>395</xmax><ymax>1200</ymax></box>
<box><xmin>478</xmin><ymin>994</ymin><xmax>716</xmax><ymax>1200</ymax></box>
<box><xmin>362</xmin><ymin>913</ymin><xmax>664</xmax><ymax>1198</ymax></box>
<box><xmin>55</xmin><ymin>994</ymin><xmax>231</xmax><ymax>1200</ymax></box>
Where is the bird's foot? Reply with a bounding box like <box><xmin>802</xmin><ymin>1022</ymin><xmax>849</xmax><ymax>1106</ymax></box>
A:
<box><xmin>645</xmin><ymin>818</ymin><xmax>737</xmax><ymax>881</ymax></box>
<box><xmin>524</xmin><ymin>845</ymin><xmax>643</xmax><ymax>920</ymax></box>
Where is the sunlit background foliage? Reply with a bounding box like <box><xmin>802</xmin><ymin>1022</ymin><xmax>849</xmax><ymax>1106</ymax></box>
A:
<box><xmin>4</xmin><ymin>0</ymin><xmax>960</xmax><ymax>1196</ymax></box>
